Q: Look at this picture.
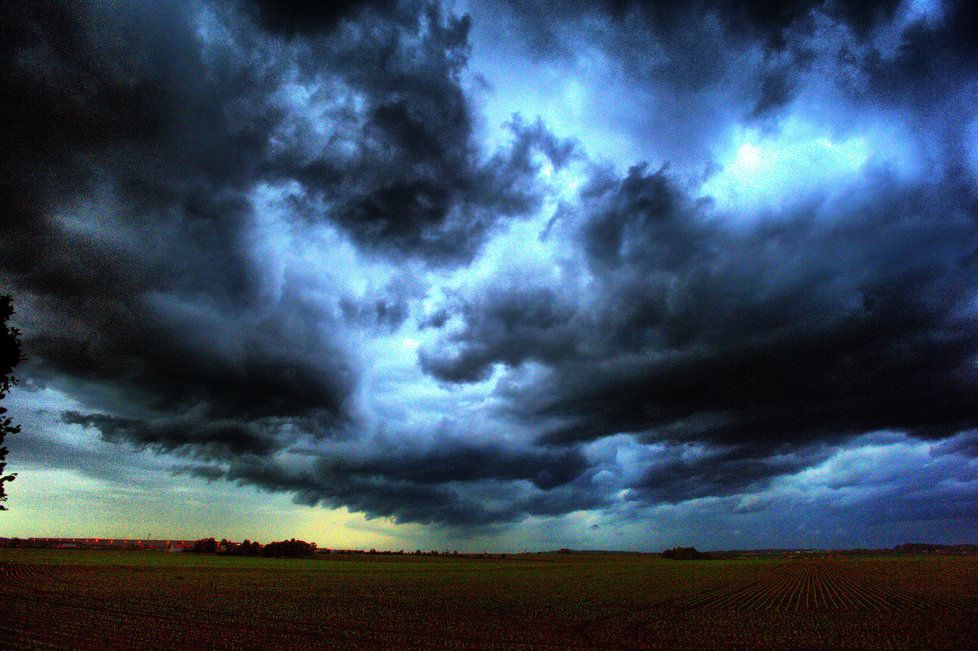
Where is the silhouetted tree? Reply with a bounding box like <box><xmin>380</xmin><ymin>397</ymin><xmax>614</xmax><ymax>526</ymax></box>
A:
<box><xmin>262</xmin><ymin>538</ymin><xmax>316</xmax><ymax>558</ymax></box>
<box><xmin>1</xmin><ymin>296</ymin><xmax>25</xmax><ymax>511</ymax></box>
<box><xmin>232</xmin><ymin>539</ymin><xmax>263</xmax><ymax>556</ymax></box>
<box><xmin>191</xmin><ymin>538</ymin><xmax>217</xmax><ymax>553</ymax></box>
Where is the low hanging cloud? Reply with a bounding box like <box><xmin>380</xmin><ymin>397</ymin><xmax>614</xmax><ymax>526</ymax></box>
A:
<box><xmin>170</xmin><ymin>424</ymin><xmax>598</xmax><ymax>526</ymax></box>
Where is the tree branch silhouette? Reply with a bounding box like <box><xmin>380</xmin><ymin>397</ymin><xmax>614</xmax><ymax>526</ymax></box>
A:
<box><xmin>1</xmin><ymin>295</ymin><xmax>25</xmax><ymax>510</ymax></box>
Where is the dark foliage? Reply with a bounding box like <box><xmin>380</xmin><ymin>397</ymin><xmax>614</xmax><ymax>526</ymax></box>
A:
<box><xmin>230</xmin><ymin>539</ymin><xmax>264</xmax><ymax>556</ymax></box>
<box><xmin>262</xmin><ymin>538</ymin><xmax>316</xmax><ymax>558</ymax></box>
<box><xmin>661</xmin><ymin>547</ymin><xmax>715</xmax><ymax>560</ymax></box>
<box><xmin>191</xmin><ymin>538</ymin><xmax>217</xmax><ymax>554</ymax></box>
<box><xmin>893</xmin><ymin>543</ymin><xmax>978</xmax><ymax>555</ymax></box>
<box><xmin>1</xmin><ymin>296</ymin><xmax>25</xmax><ymax>510</ymax></box>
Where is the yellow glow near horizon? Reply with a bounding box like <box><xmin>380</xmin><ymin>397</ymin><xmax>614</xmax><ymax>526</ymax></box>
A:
<box><xmin>0</xmin><ymin>466</ymin><xmax>422</xmax><ymax>549</ymax></box>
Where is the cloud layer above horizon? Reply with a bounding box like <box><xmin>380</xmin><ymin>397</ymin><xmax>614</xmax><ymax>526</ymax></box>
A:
<box><xmin>2</xmin><ymin>0</ymin><xmax>976</xmax><ymax>548</ymax></box>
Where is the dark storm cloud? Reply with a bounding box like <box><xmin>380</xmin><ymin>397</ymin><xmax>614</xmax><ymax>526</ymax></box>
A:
<box><xmin>280</xmin><ymin>103</ymin><xmax>570</xmax><ymax>262</ymax></box>
<box><xmin>483</xmin><ymin>0</ymin><xmax>957</xmax><ymax>153</ymax></box>
<box><xmin>241</xmin><ymin>2</ymin><xmax>576</xmax><ymax>263</ymax></box>
<box><xmin>247</xmin><ymin>0</ymin><xmax>398</xmax><ymax>36</ymax></box>
<box><xmin>423</xmin><ymin>164</ymin><xmax>978</xmax><ymax>456</ymax></box>
<box><xmin>931</xmin><ymin>430</ymin><xmax>978</xmax><ymax>460</ymax></box>
<box><xmin>177</xmin><ymin>432</ymin><xmax>596</xmax><ymax>525</ymax></box>
<box><xmin>632</xmin><ymin>443</ymin><xmax>830</xmax><ymax>503</ymax></box>
<box><xmin>1</xmin><ymin>1</ymin><xmax>343</xmax><ymax>436</ymax></box>
<box><xmin>748</xmin><ymin>434</ymin><xmax>978</xmax><ymax>533</ymax></box>
<box><xmin>1</xmin><ymin>2</ymin><xmax>266</xmax><ymax>289</ymax></box>
<box><xmin>603</xmin><ymin>1</ymin><xmax>903</xmax><ymax>43</ymax></box>
<box><xmin>10</xmin><ymin>413</ymin><xmax>171</xmax><ymax>486</ymax></box>
<box><xmin>1</xmin><ymin>0</ymin><xmax>553</xmax><ymax>272</ymax></box>
<box><xmin>3</xmin><ymin>0</ymin><xmax>976</xmax><ymax>534</ymax></box>
<box><xmin>419</xmin><ymin>283</ymin><xmax>580</xmax><ymax>383</ymax></box>
<box><xmin>26</xmin><ymin>288</ymin><xmax>353</xmax><ymax>424</ymax></box>
<box><xmin>863</xmin><ymin>1</ymin><xmax>978</xmax><ymax>105</ymax></box>
<box><xmin>326</xmin><ymin>438</ymin><xmax>588</xmax><ymax>490</ymax></box>
<box><xmin>470</xmin><ymin>1</ymin><xmax>818</xmax><ymax>167</ymax></box>
<box><xmin>626</xmin><ymin>434</ymin><xmax>978</xmax><ymax>549</ymax></box>
<box><xmin>61</xmin><ymin>411</ymin><xmax>276</xmax><ymax>458</ymax></box>
<box><xmin>0</xmin><ymin>0</ymin><xmax>570</xmax><ymax>525</ymax></box>
<box><xmin>509</xmin><ymin>0</ymin><xmax>903</xmax><ymax>56</ymax></box>
<box><xmin>0</xmin><ymin>0</ymin><xmax>553</xmax><ymax>458</ymax></box>
<box><xmin>340</xmin><ymin>295</ymin><xmax>410</xmax><ymax>332</ymax></box>
<box><xmin>615</xmin><ymin>0</ymin><xmax>978</xmax><ymax>119</ymax></box>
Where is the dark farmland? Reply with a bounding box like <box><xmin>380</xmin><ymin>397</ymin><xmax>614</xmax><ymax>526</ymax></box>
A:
<box><xmin>2</xmin><ymin>550</ymin><xmax>976</xmax><ymax>649</ymax></box>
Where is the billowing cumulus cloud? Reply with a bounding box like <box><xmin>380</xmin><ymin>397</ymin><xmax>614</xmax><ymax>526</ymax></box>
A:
<box><xmin>1</xmin><ymin>0</ymin><xmax>976</xmax><ymax>543</ymax></box>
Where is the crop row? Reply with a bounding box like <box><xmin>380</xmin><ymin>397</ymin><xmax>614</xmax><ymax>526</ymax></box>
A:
<box><xmin>0</xmin><ymin>564</ymin><xmax>526</xmax><ymax>649</ymax></box>
<box><xmin>2</xmin><ymin>554</ymin><xmax>974</xmax><ymax>649</ymax></box>
<box><xmin>0</xmin><ymin>561</ymin><xmax>93</xmax><ymax>589</ymax></box>
<box><xmin>659</xmin><ymin>560</ymin><xmax>957</xmax><ymax>612</ymax></box>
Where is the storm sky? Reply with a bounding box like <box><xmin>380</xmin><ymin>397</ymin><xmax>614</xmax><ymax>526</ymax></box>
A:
<box><xmin>1</xmin><ymin>0</ymin><xmax>976</xmax><ymax>551</ymax></box>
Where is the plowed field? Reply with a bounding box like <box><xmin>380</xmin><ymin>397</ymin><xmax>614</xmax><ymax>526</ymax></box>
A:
<box><xmin>1</xmin><ymin>550</ymin><xmax>975</xmax><ymax>649</ymax></box>
<box><xmin>657</xmin><ymin>559</ymin><xmax>959</xmax><ymax>611</ymax></box>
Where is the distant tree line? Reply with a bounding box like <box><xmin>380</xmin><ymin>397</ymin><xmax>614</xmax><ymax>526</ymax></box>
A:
<box><xmin>661</xmin><ymin>547</ymin><xmax>715</xmax><ymax>560</ymax></box>
<box><xmin>185</xmin><ymin>540</ymin><xmax>476</xmax><ymax>558</ymax></box>
<box><xmin>190</xmin><ymin>538</ymin><xmax>317</xmax><ymax>558</ymax></box>
<box><xmin>892</xmin><ymin>543</ymin><xmax>978</xmax><ymax>555</ymax></box>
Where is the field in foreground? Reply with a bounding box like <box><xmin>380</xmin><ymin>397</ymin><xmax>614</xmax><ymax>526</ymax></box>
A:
<box><xmin>1</xmin><ymin>549</ymin><xmax>976</xmax><ymax>649</ymax></box>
